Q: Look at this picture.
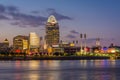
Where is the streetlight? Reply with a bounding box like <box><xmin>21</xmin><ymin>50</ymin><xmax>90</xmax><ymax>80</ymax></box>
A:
<box><xmin>80</xmin><ymin>34</ymin><xmax>83</xmax><ymax>54</ymax></box>
<box><xmin>80</xmin><ymin>33</ymin><xmax>87</xmax><ymax>55</ymax></box>
<box><xmin>84</xmin><ymin>34</ymin><xmax>87</xmax><ymax>54</ymax></box>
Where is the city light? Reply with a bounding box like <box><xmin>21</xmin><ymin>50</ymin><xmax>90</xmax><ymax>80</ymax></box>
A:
<box><xmin>0</xmin><ymin>15</ymin><xmax>119</xmax><ymax>60</ymax></box>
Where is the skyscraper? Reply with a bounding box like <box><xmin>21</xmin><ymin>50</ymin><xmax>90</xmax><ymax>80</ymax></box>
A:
<box><xmin>29</xmin><ymin>32</ymin><xmax>40</xmax><ymax>53</ymax></box>
<box><xmin>29</xmin><ymin>32</ymin><xmax>40</xmax><ymax>48</ymax></box>
<box><xmin>45</xmin><ymin>15</ymin><xmax>60</xmax><ymax>47</ymax></box>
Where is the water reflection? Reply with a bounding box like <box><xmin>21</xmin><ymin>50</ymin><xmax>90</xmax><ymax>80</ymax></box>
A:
<box><xmin>28</xmin><ymin>60</ymin><xmax>40</xmax><ymax>70</ymax></box>
<box><xmin>28</xmin><ymin>73</ymin><xmax>39</xmax><ymax>80</ymax></box>
<box><xmin>15</xmin><ymin>73</ymin><xmax>21</xmax><ymax>80</ymax></box>
<box><xmin>0</xmin><ymin>60</ymin><xmax>120</xmax><ymax>80</ymax></box>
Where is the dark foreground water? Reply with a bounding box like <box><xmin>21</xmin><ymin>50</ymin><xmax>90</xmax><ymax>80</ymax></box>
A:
<box><xmin>0</xmin><ymin>60</ymin><xmax>120</xmax><ymax>80</ymax></box>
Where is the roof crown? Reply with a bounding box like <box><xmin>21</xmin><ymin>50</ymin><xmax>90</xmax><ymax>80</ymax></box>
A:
<box><xmin>47</xmin><ymin>15</ymin><xmax>57</xmax><ymax>23</ymax></box>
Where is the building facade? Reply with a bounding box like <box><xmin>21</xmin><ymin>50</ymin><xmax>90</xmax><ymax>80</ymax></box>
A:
<box><xmin>45</xmin><ymin>15</ymin><xmax>60</xmax><ymax>47</ymax></box>
<box><xmin>13</xmin><ymin>35</ymin><xmax>29</xmax><ymax>52</ymax></box>
<box><xmin>0</xmin><ymin>38</ymin><xmax>9</xmax><ymax>52</ymax></box>
<box><xmin>29</xmin><ymin>32</ymin><xmax>40</xmax><ymax>53</ymax></box>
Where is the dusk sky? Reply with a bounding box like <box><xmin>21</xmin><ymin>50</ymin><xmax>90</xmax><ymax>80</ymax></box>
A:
<box><xmin>0</xmin><ymin>0</ymin><xmax>120</xmax><ymax>47</ymax></box>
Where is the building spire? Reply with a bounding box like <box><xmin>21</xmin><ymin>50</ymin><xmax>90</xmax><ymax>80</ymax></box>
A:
<box><xmin>47</xmin><ymin>15</ymin><xmax>57</xmax><ymax>23</ymax></box>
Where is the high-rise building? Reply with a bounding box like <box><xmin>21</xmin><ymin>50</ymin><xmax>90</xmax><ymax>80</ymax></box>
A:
<box><xmin>29</xmin><ymin>32</ymin><xmax>40</xmax><ymax>53</ymax></box>
<box><xmin>13</xmin><ymin>35</ymin><xmax>29</xmax><ymax>52</ymax></box>
<box><xmin>45</xmin><ymin>15</ymin><xmax>59</xmax><ymax>47</ymax></box>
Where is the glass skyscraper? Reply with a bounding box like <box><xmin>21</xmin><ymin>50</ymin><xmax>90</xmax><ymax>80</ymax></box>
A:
<box><xmin>45</xmin><ymin>15</ymin><xmax>60</xmax><ymax>47</ymax></box>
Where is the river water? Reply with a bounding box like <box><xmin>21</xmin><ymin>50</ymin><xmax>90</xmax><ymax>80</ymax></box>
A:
<box><xmin>0</xmin><ymin>60</ymin><xmax>120</xmax><ymax>80</ymax></box>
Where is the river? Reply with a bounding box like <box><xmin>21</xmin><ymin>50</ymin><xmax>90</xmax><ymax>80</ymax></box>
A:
<box><xmin>0</xmin><ymin>60</ymin><xmax>120</xmax><ymax>80</ymax></box>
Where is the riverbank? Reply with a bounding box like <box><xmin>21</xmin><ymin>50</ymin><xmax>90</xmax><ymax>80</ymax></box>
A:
<box><xmin>0</xmin><ymin>56</ymin><xmax>111</xmax><ymax>60</ymax></box>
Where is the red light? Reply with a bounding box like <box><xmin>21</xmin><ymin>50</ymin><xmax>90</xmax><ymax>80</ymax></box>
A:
<box><xmin>85</xmin><ymin>47</ymin><xmax>90</xmax><ymax>52</ymax></box>
<box><xmin>15</xmin><ymin>49</ymin><xmax>21</xmax><ymax>53</ymax></box>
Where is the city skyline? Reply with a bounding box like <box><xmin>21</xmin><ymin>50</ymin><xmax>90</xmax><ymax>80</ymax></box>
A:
<box><xmin>0</xmin><ymin>0</ymin><xmax>120</xmax><ymax>47</ymax></box>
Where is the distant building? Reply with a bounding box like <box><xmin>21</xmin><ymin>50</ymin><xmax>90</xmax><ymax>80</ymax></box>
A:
<box><xmin>96</xmin><ymin>38</ymin><xmax>100</xmax><ymax>47</ymax></box>
<box><xmin>0</xmin><ymin>38</ymin><xmax>9</xmax><ymax>51</ymax></box>
<box><xmin>3</xmin><ymin>38</ymin><xmax>9</xmax><ymax>48</ymax></box>
<box><xmin>59</xmin><ymin>41</ymin><xmax>71</xmax><ymax>48</ymax></box>
<box><xmin>29</xmin><ymin>32</ymin><xmax>40</xmax><ymax>53</ymax></box>
<box><xmin>13</xmin><ymin>35</ymin><xmax>29</xmax><ymax>52</ymax></box>
<box><xmin>45</xmin><ymin>15</ymin><xmax>60</xmax><ymax>47</ymax></box>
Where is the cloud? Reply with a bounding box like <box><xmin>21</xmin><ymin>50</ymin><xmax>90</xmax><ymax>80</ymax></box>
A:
<box><xmin>10</xmin><ymin>8</ymin><xmax>72</xmax><ymax>27</ymax></box>
<box><xmin>86</xmin><ymin>38</ymin><xmax>104</xmax><ymax>44</ymax></box>
<box><xmin>0</xmin><ymin>4</ymin><xmax>47</xmax><ymax>27</ymax></box>
<box><xmin>0</xmin><ymin>4</ymin><xmax>6</xmax><ymax>13</ymax></box>
<box><xmin>65</xmin><ymin>30</ymin><xmax>79</xmax><ymax>39</ymax></box>
<box><xmin>70</xmin><ymin>30</ymin><xmax>79</xmax><ymax>34</ymax></box>
<box><xmin>47</xmin><ymin>8</ymin><xmax>72</xmax><ymax>21</ymax></box>
<box><xmin>0</xmin><ymin>5</ymin><xmax>72</xmax><ymax>27</ymax></box>
<box><xmin>6</xmin><ymin>5</ymin><xmax>19</xmax><ymax>13</ymax></box>
<box><xmin>10</xmin><ymin>12</ymin><xmax>47</xmax><ymax>27</ymax></box>
<box><xmin>86</xmin><ymin>38</ymin><xmax>96</xmax><ymax>43</ymax></box>
<box><xmin>31</xmin><ymin>11</ymin><xmax>40</xmax><ymax>14</ymax></box>
<box><xmin>0</xmin><ymin>15</ymin><xmax>10</xmax><ymax>20</ymax></box>
<box><xmin>66</xmin><ymin>34</ymin><xmax>76</xmax><ymax>39</ymax></box>
<box><xmin>0</xmin><ymin>4</ymin><xmax>9</xmax><ymax>20</ymax></box>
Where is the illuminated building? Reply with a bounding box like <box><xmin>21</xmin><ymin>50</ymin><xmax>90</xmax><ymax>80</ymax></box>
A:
<box><xmin>45</xmin><ymin>15</ymin><xmax>59</xmax><ymax>47</ymax></box>
<box><xmin>0</xmin><ymin>38</ymin><xmax>9</xmax><ymax>51</ymax></box>
<box><xmin>13</xmin><ymin>35</ymin><xmax>29</xmax><ymax>52</ymax></box>
<box><xmin>3</xmin><ymin>38</ymin><xmax>9</xmax><ymax>48</ymax></box>
<box><xmin>29</xmin><ymin>32</ymin><xmax>40</xmax><ymax>53</ymax></box>
<box><xmin>23</xmin><ymin>39</ymin><xmax>28</xmax><ymax>50</ymax></box>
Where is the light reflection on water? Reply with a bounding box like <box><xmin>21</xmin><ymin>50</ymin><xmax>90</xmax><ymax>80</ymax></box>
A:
<box><xmin>0</xmin><ymin>60</ymin><xmax>120</xmax><ymax>80</ymax></box>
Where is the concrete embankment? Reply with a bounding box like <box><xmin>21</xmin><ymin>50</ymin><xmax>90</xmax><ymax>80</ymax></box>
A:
<box><xmin>0</xmin><ymin>56</ymin><xmax>110</xmax><ymax>60</ymax></box>
<box><xmin>30</xmin><ymin>56</ymin><xmax>110</xmax><ymax>60</ymax></box>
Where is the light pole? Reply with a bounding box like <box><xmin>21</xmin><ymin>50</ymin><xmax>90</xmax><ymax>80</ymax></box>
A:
<box><xmin>80</xmin><ymin>34</ymin><xmax>83</xmax><ymax>54</ymax></box>
<box><xmin>84</xmin><ymin>34</ymin><xmax>87</xmax><ymax>55</ymax></box>
<box><xmin>80</xmin><ymin>33</ymin><xmax>87</xmax><ymax>55</ymax></box>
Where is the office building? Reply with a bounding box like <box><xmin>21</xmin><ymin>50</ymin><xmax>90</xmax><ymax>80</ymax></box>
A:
<box><xmin>29</xmin><ymin>32</ymin><xmax>40</xmax><ymax>53</ymax></box>
<box><xmin>0</xmin><ymin>38</ymin><xmax>9</xmax><ymax>51</ymax></box>
<box><xmin>45</xmin><ymin>15</ymin><xmax>60</xmax><ymax>47</ymax></box>
<box><xmin>13</xmin><ymin>35</ymin><xmax>29</xmax><ymax>52</ymax></box>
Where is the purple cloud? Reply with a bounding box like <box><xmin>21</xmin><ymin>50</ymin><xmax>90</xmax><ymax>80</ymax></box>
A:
<box><xmin>0</xmin><ymin>15</ymin><xmax>9</xmax><ymax>20</ymax></box>
<box><xmin>10</xmin><ymin>8</ymin><xmax>72</xmax><ymax>27</ymax></box>
<box><xmin>70</xmin><ymin>30</ymin><xmax>79</xmax><ymax>34</ymax></box>
<box><xmin>0</xmin><ymin>4</ymin><xmax>6</xmax><ymax>13</ymax></box>
<box><xmin>0</xmin><ymin>4</ymin><xmax>47</xmax><ymax>27</ymax></box>
<box><xmin>31</xmin><ymin>11</ymin><xmax>40</xmax><ymax>14</ymax></box>
<box><xmin>66</xmin><ymin>34</ymin><xmax>76</xmax><ymax>38</ymax></box>
<box><xmin>6</xmin><ymin>5</ymin><xmax>19</xmax><ymax>13</ymax></box>
<box><xmin>86</xmin><ymin>38</ymin><xmax>96</xmax><ymax>43</ymax></box>
<box><xmin>47</xmin><ymin>8</ymin><xmax>72</xmax><ymax>21</ymax></box>
<box><xmin>86</xmin><ymin>38</ymin><xmax>103</xmax><ymax>44</ymax></box>
<box><xmin>10</xmin><ymin>12</ymin><xmax>47</xmax><ymax>27</ymax></box>
<box><xmin>0</xmin><ymin>5</ymin><xmax>72</xmax><ymax>27</ymax></box>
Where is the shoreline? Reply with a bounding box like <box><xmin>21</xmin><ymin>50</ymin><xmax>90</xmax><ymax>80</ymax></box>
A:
<box><xmin>0</xmin><ymin>56</ymin><xmax>112</xmax><ymax>60</ymax></box>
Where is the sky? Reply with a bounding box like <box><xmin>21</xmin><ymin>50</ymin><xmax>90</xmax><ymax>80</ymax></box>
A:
<box><xmin>0</xmin><ymin>0</ymin><xmax>120</xmax><ymax>47</ymax></box>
